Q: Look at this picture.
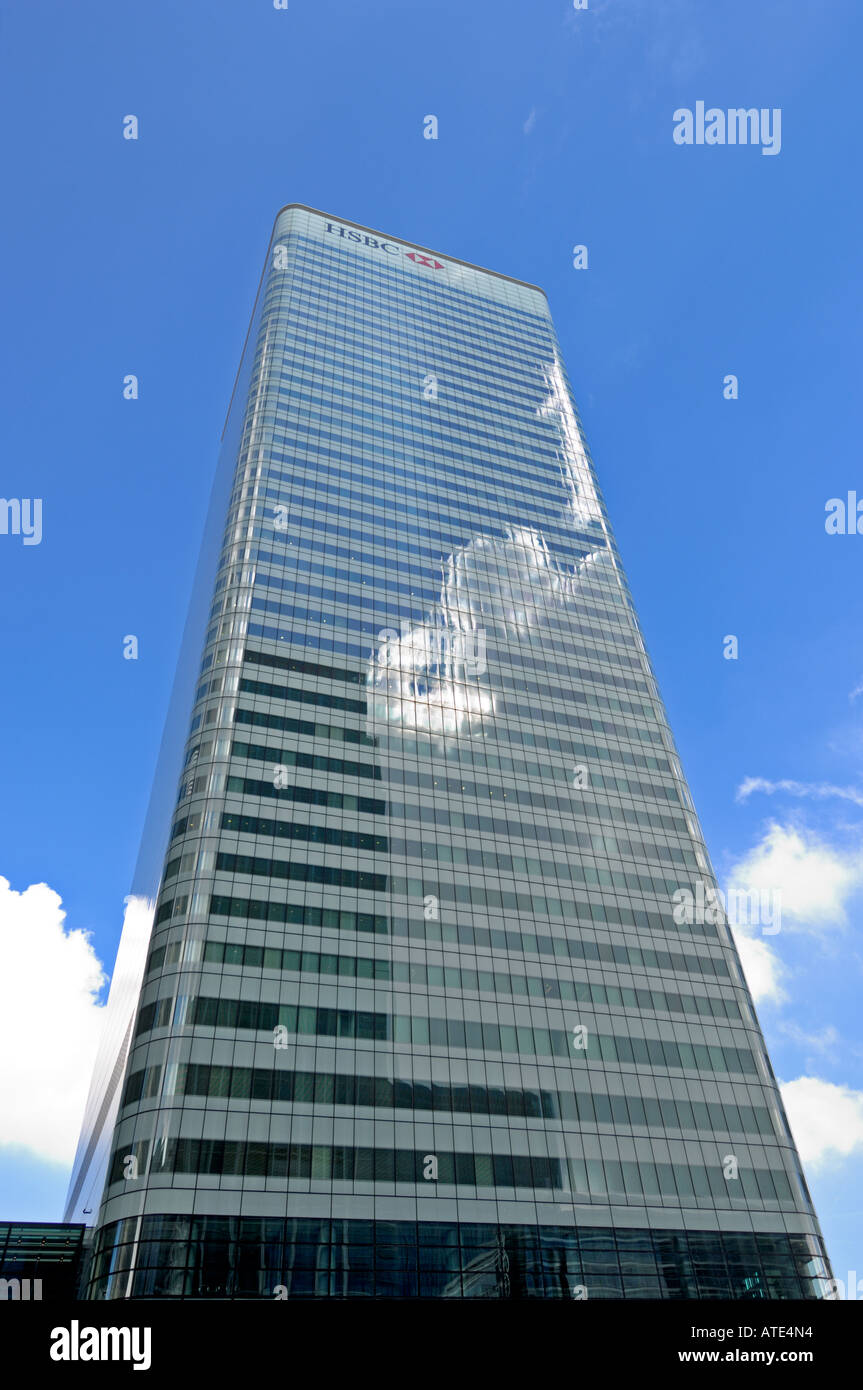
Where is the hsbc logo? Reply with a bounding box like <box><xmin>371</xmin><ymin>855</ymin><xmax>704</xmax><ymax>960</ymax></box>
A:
<box><xmin>324</xmin><ymin>222</ymin><xmax>444</xmax><ymax>270</ymax></box>
<box><xmin>405</xmin><ymin>251</ymin><xmax>443</xmax><ymax>269</ymax></box>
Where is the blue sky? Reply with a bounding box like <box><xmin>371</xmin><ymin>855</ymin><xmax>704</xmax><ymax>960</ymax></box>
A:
<box><xmin>1</xmin><ymin>0</ymin><xmax>862</xmax><ymax>1292</ymax></box>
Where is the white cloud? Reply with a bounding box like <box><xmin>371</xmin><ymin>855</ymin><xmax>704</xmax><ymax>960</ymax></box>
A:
<box><xmin>736</xmin><ymin>777</ymin><xmax>863</xmax><ymax>809</ymax></box>
<box><xmin>780</xmin><ymin>1076</ymin><xmax>863</xmax><ymax>1169</ymax></box>
<box><xmin>0</xmin><ymin>876</ymin><xmax>106</xmax><ymax>1165</ymax></box>
<box><xmin>726</xmin><ymin>822</ymin><xmax>863</xmax><ymax>929</ymax></box>
<box><xmin>779</xmin><ymin>1023</ymin><xmax>841</xmax><ymax>1059</ymax></box>
<box><xmin>523</xmin><ymin>108</ymin><xmax>537</xmax><ymax>136</ymax></box>
<box><xmin>730</xmin><ymin>928</ymin><xmax>787</xmax><ymax>1006</ymax></box>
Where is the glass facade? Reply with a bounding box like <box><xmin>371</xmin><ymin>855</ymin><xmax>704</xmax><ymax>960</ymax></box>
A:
<box><xmin>0</xmin><ymin>1223</ymin><xmax>87</xmax><ymax>1301</ymax></box>
<box><xmin>83</xmin><ymin>206</ymin><xmax>831</xmax><ymax>1299</ymax></box>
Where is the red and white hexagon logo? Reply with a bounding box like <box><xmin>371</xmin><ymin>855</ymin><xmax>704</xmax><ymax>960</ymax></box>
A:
<box><xmin>405</xmin><ymin>251</ymin><xmax>443</xmax><ymax>270</ymax></box>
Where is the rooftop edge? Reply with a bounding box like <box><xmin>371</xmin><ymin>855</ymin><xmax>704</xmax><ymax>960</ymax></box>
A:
<box><xmin>273</xmin><ymin>203</ymin><xmax>549</xmax><ymax>297</ymax></box>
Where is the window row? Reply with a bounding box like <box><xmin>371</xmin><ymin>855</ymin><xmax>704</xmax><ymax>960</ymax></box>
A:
<box><xmin>121</xmin><ymin>1058</ymin><xmax>776</xmax><ymax>1139</ymax></box>
<box><xmin>134</xmin><ymin>990</ymin><xmax>759</xmax><ymax>1077</ymax></box>
<box><xmin>106</xmin><ymin>1136</ymin><xmax>795</xmax><ymax>1206</ymax></box>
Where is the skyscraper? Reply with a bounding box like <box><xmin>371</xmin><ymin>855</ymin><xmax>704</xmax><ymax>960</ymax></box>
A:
<box><xmin>77</xmin><ymin>206</ymin><xmax>832</xmax><ymax>1300</ymax></box>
